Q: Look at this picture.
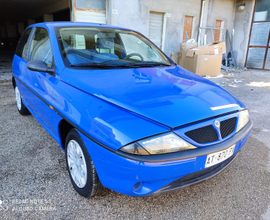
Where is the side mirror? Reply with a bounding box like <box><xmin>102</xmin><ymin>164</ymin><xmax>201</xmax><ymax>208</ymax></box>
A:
<box><xmin>27</xmin><ymin>60</ymin><xmax>54</xmax><ymax>74</ymax></box>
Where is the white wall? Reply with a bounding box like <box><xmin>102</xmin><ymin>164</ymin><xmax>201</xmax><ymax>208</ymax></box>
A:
<box><xmin>81</xmin><ymin>0</ymin><xmax>254</xmax><ymax>68</ymax></box>
<box><xmin>109</xmin><ymin>0</ymin><xmax>201</xmax><ymax>56</ymax></box>
<box><xmin>202</xmin><ymin>0</ymin><xmax>236</xmax><ymax>44</ymax></box>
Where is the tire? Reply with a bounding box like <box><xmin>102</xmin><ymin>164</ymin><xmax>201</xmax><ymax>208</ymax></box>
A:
<box><xmin>65</xmin><ymin>129</ymin><xmax>102</xmax><ymax>198</ymax></box>
<box><xmin>14</xmin><ymin>86</ymin><xmax>30</xmax><ymax>115</ymax></box>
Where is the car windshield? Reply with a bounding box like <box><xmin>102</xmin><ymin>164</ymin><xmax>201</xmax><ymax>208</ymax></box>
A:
<box><xmin>56</xmin><ymin>27</ymin><xmax>173</xmax><ymax>68</ymax></box>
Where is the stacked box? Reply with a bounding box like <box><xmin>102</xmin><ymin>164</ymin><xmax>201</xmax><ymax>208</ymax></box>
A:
<box><xmin>183</xmin><ymin>41</ymin><xmax>226</xmax><ymax>77</ymax></box>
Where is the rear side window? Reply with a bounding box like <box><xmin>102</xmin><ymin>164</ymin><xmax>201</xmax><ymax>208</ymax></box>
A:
<box><xmin>15</xmin><ymin>28</ymin><xmax>32</xmax><ymax>58</ymax></box>
<box><xmin>29</xmin><ymin>27</ymin><xmax>53</xmax><ymax>67</ymax></box>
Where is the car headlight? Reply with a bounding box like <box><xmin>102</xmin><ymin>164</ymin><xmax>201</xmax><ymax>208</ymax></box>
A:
<box><xmin>236</xmin><ymin>109</ymin><xmax>249</xmax><ymax>133</ymax></box>
<box><xmin>119</xmin><ymin>133</ymin><xmax>197</xmax><ymax>155</ymax></box>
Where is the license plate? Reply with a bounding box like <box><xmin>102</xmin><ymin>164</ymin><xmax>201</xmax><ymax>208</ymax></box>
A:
<box><xmin>205</xmin><ymin>145</ymin><xmax>235</xmax><ymax>168</ymax></box>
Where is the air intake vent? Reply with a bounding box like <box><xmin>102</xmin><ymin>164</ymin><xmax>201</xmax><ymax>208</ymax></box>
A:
<box><xmin>220</xmin><ymin>117</ymin><xmax>237</xmax><ymax>138</ymax></box>
<box><xmin>185</xmin><ymin>125</ymin><xmax>219</xmax><ymax>144</ymax></box>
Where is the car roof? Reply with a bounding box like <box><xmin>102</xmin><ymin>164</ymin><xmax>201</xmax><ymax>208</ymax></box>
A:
<box><xmin>27</xmin><ymin>22</ymin><xmax>133</xmax><ymax>31</ymax></box>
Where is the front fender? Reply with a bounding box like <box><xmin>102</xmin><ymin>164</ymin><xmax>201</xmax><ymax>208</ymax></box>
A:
<box><xmin>51</xmin><ymin>80</ymin><xmax>170</xmax><ymax>150</ymax></box>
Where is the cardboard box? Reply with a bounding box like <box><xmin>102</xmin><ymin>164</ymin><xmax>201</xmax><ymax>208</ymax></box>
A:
<box><xmin>179</xmin><ymin>42</ymin><xmax>198</xmax><ymax>67</ymax></box>
<box><xmin>185</xmin><ymin>54</ymin><xmax>223</xmax><ymax>77</ymax></box>
<box><xmin>170</xmin><ymin>52</ymin><xmax>180</xmax><ymax>64</ymax></box>
<box><xmin>183</xmin><ymin>41</ymin><xmax>225</xmax><ymax>77</ymax></box>
<box><xmin>186</xmin><ymin>41</ymin><xmax>226</xmax><ymax>57</ymax></box>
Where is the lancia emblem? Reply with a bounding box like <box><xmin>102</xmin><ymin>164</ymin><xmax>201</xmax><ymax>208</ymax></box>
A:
<box><xmin>214</xmin><ymin>120</ymin><xmax>220</xmax><ymax>129</ymax></box>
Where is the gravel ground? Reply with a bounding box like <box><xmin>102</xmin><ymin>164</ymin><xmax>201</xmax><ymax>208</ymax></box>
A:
<box><xmin>0</xmin><ymin>69</ymin><xmax>270</xmax><ymax>220</ymax></box>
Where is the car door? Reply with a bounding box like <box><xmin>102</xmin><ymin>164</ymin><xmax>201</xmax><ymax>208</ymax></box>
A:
<box><xmin>25</xmin><ymin>27</ymin><xmax>57</xmax><ymax>132</ymax></box>
<box><xmin>13</xmin><ymin>27</ymin><xmax>34</xmax><ymax>106</ymax></box>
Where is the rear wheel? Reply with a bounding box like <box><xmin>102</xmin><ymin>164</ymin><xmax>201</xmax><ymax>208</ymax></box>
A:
<box><xmin>65</xmin><ymin>129</ymin><xmax>102</xmax><ymax>197</ymax></box>
<box><xmin>15</xmin><ymin>86</ymin><xmax>29</xmax><ymax>115</ymax></box>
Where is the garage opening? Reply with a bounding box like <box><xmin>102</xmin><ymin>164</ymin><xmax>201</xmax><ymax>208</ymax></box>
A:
<box><xmin>0</xmin><ymin>0</ymin><xmax>71</xmax><ymax>79</ymax></box>
<box><xmin>0</xmin><ymin>0</ymin><xmax>71</xmax><ymax>52</ymax></box>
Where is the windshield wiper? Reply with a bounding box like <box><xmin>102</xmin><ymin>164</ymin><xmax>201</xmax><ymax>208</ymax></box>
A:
<box><xmin>102</xmin><ymin>59</ymin><xmax>172</xmax><ymax>67</ymax></box>
<box><xmin>133</xmin><ymin>61</ymin><xmax>172</xmax><ymax>67</ymax></box>
<box><xmin>117</xmin><ymin>61</ymin><xmax>172</xmax><ymax>67</ymax></box>
<box><xmin>70</xmin><ymin>61</ymin><xmax>172</xmax><ymax>68</ymax></box>
<box><xmin>71</xmin><ymin>63</ymin><xmax>142</xmax><ymax>68</ymax></box>
<box><xmin>70</xmin><ymin>63</ymin><xmax>117</xmax><ymax>68</ymax></box>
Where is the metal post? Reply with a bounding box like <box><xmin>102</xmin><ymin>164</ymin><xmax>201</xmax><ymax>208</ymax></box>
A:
<box><xmin>198</xmin><ymin>0</ymin><xmax>205</xmax><ymax>46</ymax></box>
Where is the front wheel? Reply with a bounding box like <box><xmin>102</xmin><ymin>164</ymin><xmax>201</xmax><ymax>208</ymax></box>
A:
<box><xmin>65</xmin><ymin>129</ymin><xmax>102</xmax><ymax>197</ymax></box>
<box><xmin>15</xmin><ymin>86</ymin><xmax>29</xmax><ymax>115</ymax></box>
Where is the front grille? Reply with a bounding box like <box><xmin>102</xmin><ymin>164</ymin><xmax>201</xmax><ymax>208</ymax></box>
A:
<box><xmin>185</xmin><ymin>125</ymin><xmax>219</xmax><ymax>144</ymax></box>
<box><xmin>220</xmin><ymin>117</ymin><xmax>237</xmax><ymax>138</ymax></box>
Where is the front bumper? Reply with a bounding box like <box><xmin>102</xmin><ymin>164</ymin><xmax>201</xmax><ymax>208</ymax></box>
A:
<box><xmin>148</xmin><ymin>152</ymin><xmax>238</xmax><ymax>197</ymax></box>
<box><xmin>79</xmin><ymin>120</ymin><xmax>252</xmax><ymax>197</ymax></box>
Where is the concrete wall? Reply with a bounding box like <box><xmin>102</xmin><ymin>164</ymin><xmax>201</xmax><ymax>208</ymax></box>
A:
<box><xmin>108</xmin><ymin>0</ymin><xmax>242</xmax><ymax>58</ymax></box>
<box><xmin>196</xmin><ymin>0</ymin><xmax>255</xmax><ymax>68</ymax></box>
<box><xmin>109</xmin><ymin>0</ymin><xmax>201</xmax><ymax>56</ymax></box>
<box><xmin>234</xmin><ymin>0</ymin><xmax>255</xmax><ymax>68</ymax></box>
<box><xmin>202</xmin><ymin>0</ymin><xmax>236</xmax><ymax>44</ymax></box>
<box><xmin>71</xmin><ymin>0</ymin><xmax>254</xmax><ymax>68</ymax></box>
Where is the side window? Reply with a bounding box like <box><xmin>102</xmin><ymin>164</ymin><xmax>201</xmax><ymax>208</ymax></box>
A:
<box><xmin>29</xmin><ymin>27</ymin><xmax>53</xmax><ymax>67</ymax></box>
<box><xmin>15</xmin><ymin>28</ymin><xmax>32</xmax><ymax>59</ymax></box>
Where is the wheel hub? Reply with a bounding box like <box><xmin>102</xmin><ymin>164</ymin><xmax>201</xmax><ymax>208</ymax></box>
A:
<box><xmin>15</xmin><ymin>87</ymin><xmax>21</xmax><ymax>111</ymax></box>
<box><xmin>67</xmin><ymin>140</ymin><xmax>87</xmax><ymax>188</ymax></box>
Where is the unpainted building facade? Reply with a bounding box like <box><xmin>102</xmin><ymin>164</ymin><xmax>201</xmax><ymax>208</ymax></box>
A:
<box><xmin>68</xmin><ymin>0</ymin><xmax>270</xmax><ymax>70</ymax></box>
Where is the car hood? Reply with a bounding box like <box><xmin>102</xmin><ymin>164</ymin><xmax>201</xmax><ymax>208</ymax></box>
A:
<box><xmin>61</xmin><ymin>65</ymin><xmax>245</xmax><ymax>128</ymax></box>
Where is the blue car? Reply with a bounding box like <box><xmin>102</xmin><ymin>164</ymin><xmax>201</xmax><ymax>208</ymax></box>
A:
<box><xmin>12</xmin><ymin>22</ymin><xmax>252</xmax><ymax>197</ymax></box>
